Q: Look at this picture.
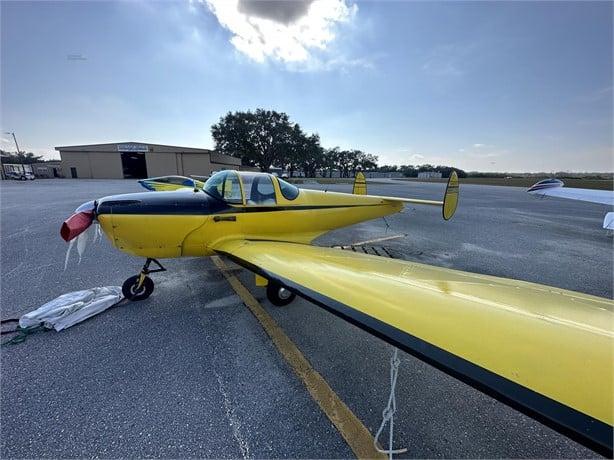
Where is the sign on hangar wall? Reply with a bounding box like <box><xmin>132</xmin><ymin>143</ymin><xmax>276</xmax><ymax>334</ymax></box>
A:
<box><xmin>117</xmin><ymin>143</ymin><xmax>149</xmax><ymax>153</ymax></box>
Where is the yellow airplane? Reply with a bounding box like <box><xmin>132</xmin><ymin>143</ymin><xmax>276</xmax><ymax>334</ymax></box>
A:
<box><xmin>59</xmin><ymin>170</ymin><xmax>612</xmax><ymax>456</ymax></box>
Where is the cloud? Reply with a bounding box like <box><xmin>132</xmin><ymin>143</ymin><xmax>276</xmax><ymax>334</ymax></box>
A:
<box><xmin>203</xmin><ymin>0</ymin><xmax>357</xmax><ymax>65</ymax></box>
<box><xmin>469</xmin><ymin>152</ymin><xmax>500</xmax><ymax>159</ymax></box>
<box><xmin>288</xmin><ymin>55</ymin><xmax>373</xmax><ymax>73</ymax></box>
<box><xmin>237</xmin><ymin>0</ymin><xmax>315</xmax><ymax>25</ymax></box>
<box><xmin>473</xmin><ymin>143</ymin><xmax>486</xmax><ymax>148</ymax></box>
<box><xmin>391</xmin><ymin>148</ymin><xmax>424</xmax><ymax>160</ymax></box>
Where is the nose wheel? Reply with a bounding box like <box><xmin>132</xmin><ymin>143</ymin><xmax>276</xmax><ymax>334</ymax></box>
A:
<box><xmin>122</xmin><ymin>275</ymin><xmax>154</xmax><ymax>301</ymax></box>
<box><xmin>122</xmin><ymin>258</ymin><xmax>166</xmax><ymax>301</ymax></box>
<box><xmin>266</xmin><ymin>282</ymin><xmax>296</xmax><ymax>306</ymax></box>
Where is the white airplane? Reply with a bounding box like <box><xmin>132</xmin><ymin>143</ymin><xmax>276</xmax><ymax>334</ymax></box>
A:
<box><xmin>527</xmin><ymin>178</ymin><xmax>614</xmax><ymax>230</ymax></box>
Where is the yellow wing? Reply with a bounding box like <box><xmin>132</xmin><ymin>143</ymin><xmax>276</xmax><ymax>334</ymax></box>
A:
<box><xmin>215</xmin><ymin>239</ymin><xmax>613</xmax><ymax>456</ymax></box>
<box><xmin>138</xmin><ymin>176</ymin><xmax>205</xmax><ymax>192</ymax></box>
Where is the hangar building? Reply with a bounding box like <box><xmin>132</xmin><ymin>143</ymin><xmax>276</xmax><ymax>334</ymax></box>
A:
<box><xmin>56</xmin><ymin>142</ymin><xmax>242</xmax><ymax>179</ymax></box>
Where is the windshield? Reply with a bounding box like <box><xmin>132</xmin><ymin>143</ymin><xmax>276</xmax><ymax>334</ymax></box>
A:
<box><xmin>277</xmin><ymin>178</ymin><xmax>300</xmax><ymax>200</ymax></box>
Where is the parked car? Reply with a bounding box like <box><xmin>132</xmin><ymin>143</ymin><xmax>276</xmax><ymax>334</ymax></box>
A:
<box><xmin>6</xmin><ymin>171</ymin><xmax>35</xmax><ymax>180</ymax></box>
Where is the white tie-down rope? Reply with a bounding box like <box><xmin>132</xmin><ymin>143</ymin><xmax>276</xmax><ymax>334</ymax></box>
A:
<box><xmin>374</xmin><ymin>348</ymin><xmax>408</xmax><ymax>459</ymax></box>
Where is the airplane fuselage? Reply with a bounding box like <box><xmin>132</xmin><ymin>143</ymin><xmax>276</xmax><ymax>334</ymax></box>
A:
<box><xmin>96</xmin><ymin>187</ymin><xmax>403</xmax><ymax>259</ymax></box>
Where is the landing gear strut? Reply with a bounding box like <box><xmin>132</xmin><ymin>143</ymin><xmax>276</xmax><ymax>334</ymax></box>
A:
<box><xmin>266</xmin><ymin>281</ymin><xmax>296</xmax><ymax>307</ymax></box>
<box><xmin>122</xmin><ymin>258</ymin><xmax>166</xmax><ymax>301</ymax></box>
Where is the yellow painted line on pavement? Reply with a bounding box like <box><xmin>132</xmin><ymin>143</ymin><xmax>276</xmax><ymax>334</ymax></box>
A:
<box><xmin>212</xmin><ymin>255</ymin><xmax>386</xmax><ymax>460</ymax></box>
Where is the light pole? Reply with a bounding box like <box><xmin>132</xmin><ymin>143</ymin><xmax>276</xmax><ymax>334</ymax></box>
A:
<box><xmin>0</xmin><ymin>151</ymin><xmax>6</xmax><ymax>180</ymax></box>
<box><xmin>4</xmin><ymin>131</ymin><xmax>24</xmax><ymax>174</ymax></box>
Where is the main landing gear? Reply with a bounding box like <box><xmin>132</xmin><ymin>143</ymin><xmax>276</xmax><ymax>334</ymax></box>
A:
<box><xmin>122</xmin><ymin>258</ymin><xmax>166</xmax><ymax>301</ymax></box>
<box><xmin>266</xmin><ymin>281</ymin><xmax>296</xmax><ymax>307</ymax></box>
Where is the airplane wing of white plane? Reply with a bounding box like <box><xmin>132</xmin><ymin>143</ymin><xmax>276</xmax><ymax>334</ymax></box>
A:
<box><xmin>527</xmin><ymin>179</ymin><xmax>614</xmax><ymax>229</ymax></box>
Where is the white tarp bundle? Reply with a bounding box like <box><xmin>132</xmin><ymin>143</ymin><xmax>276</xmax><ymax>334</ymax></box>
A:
<box><xmin>603</xmin><ymin>212</ymin><xmax>614</xmax><ymax>230</ymax></box>
<box><xmin>19</xmin><ymin>287</ymin><xmax>123</xmax><ymax>331</ymax></box>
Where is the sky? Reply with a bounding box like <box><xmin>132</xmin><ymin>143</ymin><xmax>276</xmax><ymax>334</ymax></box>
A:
<box><xmin>1</xmin><ymin>0</ymin><xmax>612</xmax><ymax>172</ymax></box>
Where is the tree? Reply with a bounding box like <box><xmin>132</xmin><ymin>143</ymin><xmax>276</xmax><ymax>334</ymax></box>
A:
<box><xmin>397</xmin><ymin>164</ymin><xmax>467</xmax><ymax>178</ymax></box>
<box><xmin>322</xmin><ymin>147</ymin><xmax>339</xmax><ymax>178</ymax></box>
<box><xmin>284</xmin><ymin>124</ymin><xmax>306</xmax><ymax>177</ymax></box>
<box><xmin>335</xmin><ymin>150</ymin><xmax>351</xmax><ymax>178</ymax></box>
<box><xmin>210</xmin><ymin>108</ymin><xmax>380</xmax><ymax>176</ymax></box>
<box><xmin>329</xmin><ymin>150</ymin><xmax>379</xmax><ymax>177</ymax></box>
<box><xmin>0</xmin><ymin>150</ymin><xmax>44</xmax><ymax>164</ymax></box>
<box><xmin>377</xmin><ymin>165</ymin><xmax>399</xmax><ymax>173</ymax></box>
<box><xmin>211</xmin><ymin>109</ymin><xmax>295</xmax><ymax>172</ymax></box>
<box><xmin>399</xmin><ymin>165</ymin><xmax>418</xmax><ymax>177</ymax></box>
<box><xmin>353</xmin><ymin>151</ymin><xmax>378</xmax><ymax>173</ymax></box>
<box><xmin>295</xmin><ymin>134</ymin><xmax>324</xmax><ymax>178</ymax></box>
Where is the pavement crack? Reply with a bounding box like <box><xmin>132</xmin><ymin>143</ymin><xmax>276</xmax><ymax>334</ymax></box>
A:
<box><xmin>213</xmin><ymin>369</ymin><xmax>252</xmax><ymax>459</ymax></box>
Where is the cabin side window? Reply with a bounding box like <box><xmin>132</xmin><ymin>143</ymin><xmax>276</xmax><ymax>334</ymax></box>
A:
<box><xmin>241</xmin><ymin>173</ymin><xmax>277</xmax><ymax>205</ymax></box>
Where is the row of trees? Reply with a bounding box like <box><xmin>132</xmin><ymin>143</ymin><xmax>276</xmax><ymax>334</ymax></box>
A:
<box><xmin>211</xmin><ymin>109</ymin><xmax>377</xmax><ymax>177</ymax></box>
<box><xmin>319</xmin><ymin>147</ymin><xmax>378</xmax><ymax>178</ymax></box>
<box><xmin>0</xmin><ymin>150</ymin><xmax>46</xmax><ymax>164</ymax></box>
<box><xmin>376</xmin><ymin>164</ymin><xmax>467</xmax><ymax>178</ymax></box>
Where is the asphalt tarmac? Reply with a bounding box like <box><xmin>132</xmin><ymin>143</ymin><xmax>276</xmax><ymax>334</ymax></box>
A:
<box><xmin>1</xmin><ymin>178</ymin><xmax>611</xmax><ymax>458</ymax></box>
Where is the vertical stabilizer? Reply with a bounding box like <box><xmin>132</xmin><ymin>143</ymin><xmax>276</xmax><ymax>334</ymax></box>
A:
<box><xmin>352</xmin><ymin>171</ymin><xmax>367</xmax><ymax>195</ymax></box>
<box><xmin>443</xmin><ymin>171</ymin><xmax>459</xmax><ymax>220</ymax></box>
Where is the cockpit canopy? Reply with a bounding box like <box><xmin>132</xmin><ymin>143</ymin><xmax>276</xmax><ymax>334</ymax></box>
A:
<box><xmin>533</xmin><ymin>178</ymin><xmax>564</xmax><ymax>187</ymax></box>
<box><xmin>203</xmin><ymin>170</ymin><xmax>299</xmax><ymax>205</ymax></box>
<box><xmin>527</xmin><ymin>178</ymin><xmax>564</xmax><ymax>193</ymax></box>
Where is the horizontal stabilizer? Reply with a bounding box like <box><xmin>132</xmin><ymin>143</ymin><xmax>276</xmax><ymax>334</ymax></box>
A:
<box><xmin>373</xmin><ymin>171</ymin><xmax>460</xmax><ymax>220</ymax></box>
<box><xmin>138</xmin><ymin>176</ymin><xmax>205</xmax><ymax>192</ymax></box>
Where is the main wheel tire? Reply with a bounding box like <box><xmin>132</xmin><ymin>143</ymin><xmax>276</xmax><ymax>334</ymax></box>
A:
<box><xmin>266</xmin><ymin>282</ymin><xmax>296</xmax><ymax>306</ymax></box>
<box><xmin>122</xmin><ymin>275</ymin><xmax>154</xmax><ymax>301</ymax></box>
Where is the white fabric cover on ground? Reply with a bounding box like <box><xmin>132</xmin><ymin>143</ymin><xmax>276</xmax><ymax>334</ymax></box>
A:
<box><xmin>603</xmin><ymin>212</ymin><xmax>614</xmax><ymax>230</ymax></box>
<box><xmin>19</xmin><ymin>287</ymin><xmax>123</xmax><ymax>331</ymax></box>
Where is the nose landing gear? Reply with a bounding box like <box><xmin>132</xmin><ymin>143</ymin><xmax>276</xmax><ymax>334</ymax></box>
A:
<box><xmin>122</xmin><ymin>258</ymin><xmax>166</xmax><ymax>301</ymax></box>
